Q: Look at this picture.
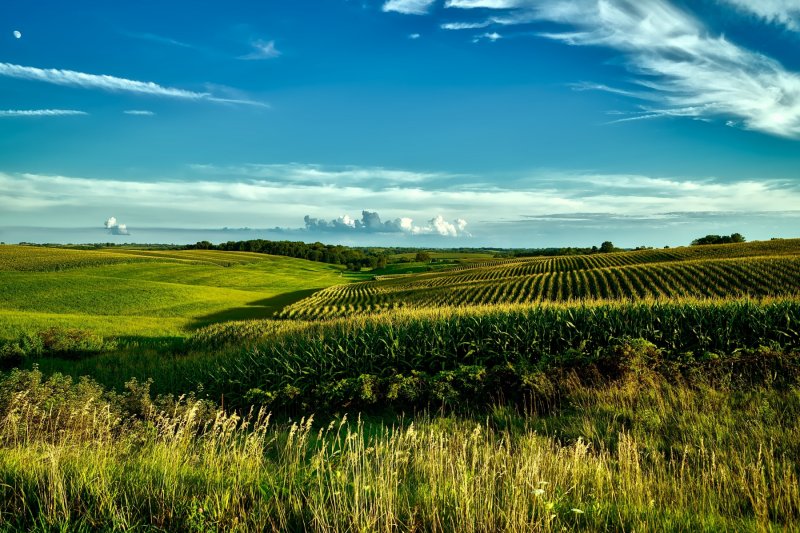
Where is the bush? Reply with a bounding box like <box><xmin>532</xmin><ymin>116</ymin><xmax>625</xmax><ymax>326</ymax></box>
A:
<box><xmin>0</xmin><ymin>328</ymin><xmax>116</xmax><ymax>367</ymax></box>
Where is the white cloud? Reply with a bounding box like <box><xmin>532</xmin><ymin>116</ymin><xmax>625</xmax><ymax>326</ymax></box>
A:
<box><xmin>239</xmin><ymin>39</ymin><xmax>281</xmax><ymax>60</ymax></box>
<box><xmin>409</xmin><ymin>33</ymin><xmax>422</xmax><ymax>39</ymax></box>
<box><xmin>304</xmin><ymin>210</ymin><xmax>470</xmax><ymax>237</ymax></box>
<box><xmin>123</xmin><ymin>110</ymin><xmax>155</xmax><ymax>116</ymax></box>
<box><xmin>719</xmin><ymin>0</ymin><xmax>800</xmax><ymax>31</ymax></box>
<box><xmin>474</xmin><ymin>32</ymin><xmax>502</xmax><ymax>42</ymax></box>
<box><xmin>0</xmin><ymin>62</ymin><xmax>265</xmax><ymax>106</ymax></box>
<box><xmin>445</xmin><ymin>0</ymin><xmax>524</xmax><ymax>7</ymax></box>
<box><xmin>435</xmin><ymin>0</ymin><xmax>800</xmax><ymax>138</ymax></box>
<box><xmin>2</xmin><ymin>168</ymin><xmax>800</xmax><ymax>234</ymax></box>
<box><xmin>382</xmin><ymin>0</ymin><xmax>437</xmax><ymax>15</ymax></box>
<box><xmin>0</xmin><ymin>109</ymin><xmax>87</xmax><ymax>117</ymax></box>
<box><xmin>104</xmin><ymin>216</ymin><xmax>130</xmax><ymax>235</ymax></box>
<box><xmin>441</xmin><ymin>21</ymin><xmax>492</xmax><ymax>29</ymax></box>
<box><xmin>188</xmin><ymin>162</ymin><xmax>457</xmax><ymax>189</ymax></box>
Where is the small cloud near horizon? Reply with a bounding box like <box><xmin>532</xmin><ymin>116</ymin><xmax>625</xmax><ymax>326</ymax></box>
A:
<box><xmin>303</xmin><ymin>210</ymin><xmax>470</xmax><ymax>237</ymax></box>
<box><xmin>104</xmin><ymin>216</ymin><xmax>130</xmax><ymax>235</ymax></box>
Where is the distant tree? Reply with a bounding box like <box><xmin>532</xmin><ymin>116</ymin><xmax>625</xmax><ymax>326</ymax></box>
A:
<box><xmin>691</xmin><ymin>233</ymin><xmax>745</xmax><ymax>246</ymax></box>
<box><xmin>415</xmin><ymin>251</ymin><xmax>432</xmax><ymax>263</ymax></box>
<box><xmin>599</xmin><ymin>241</ymin><xmax>615</xmax><ymax>253</ymax></box>
<box><xmin>195</xmin><ymin>240</ymin><xmax>213</xmax><ymax>250</ymax></box>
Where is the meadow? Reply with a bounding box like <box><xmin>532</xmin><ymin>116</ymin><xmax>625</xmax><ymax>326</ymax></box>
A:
<box><xmin>0</xmin><ymin>245</ymin><xmax>360</xmax><ymax>339</ymax></box>
<box><xmin>0</xmin><ymin>240</ymin><xmax>799</xmax><ymax>531</ymax></box>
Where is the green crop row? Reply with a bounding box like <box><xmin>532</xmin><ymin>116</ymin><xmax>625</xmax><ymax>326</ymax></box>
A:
<box><xmin>200</xmin><ymin>299</ymin><xmax>800</xmax><ymax>412</ymax></box>
<box><xmin>282</xmin><ymin>254</ymin><xmax>800</xmax><ymax>319</ymax></box>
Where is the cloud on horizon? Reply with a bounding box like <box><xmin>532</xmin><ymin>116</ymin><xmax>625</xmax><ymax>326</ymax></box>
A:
<box><xmin>2</xmin><ymin>166</ymin><xmax>800</xmax><ymax>238</ymax></box>
<box><xmin>303</xmin><ymin>210</ymin><xmax>470</xmax><ymax>237</ymax></box>
<box><xmin>425</xmin><ymin>0</ymin><xmax>800</xmax><ymax>138</ymax></box>
<box><xmin>104</xmin><ymin>216</ymin><xmax>130</xmax><ymax>235</ymax></box>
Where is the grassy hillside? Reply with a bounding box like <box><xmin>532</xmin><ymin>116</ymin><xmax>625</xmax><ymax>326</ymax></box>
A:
<box><xmin>1</xmin><ymin>242</ymin><xmax>799</xmax><ymax>531</ymax></box>
<box><xmin>281</xmin><ymin>239</ymin><xmax>800</xmax><ymax>319</ymax></box>
<box><xmin>0</xmin><ymin>246</ymin><xmax>356</xmax><ymax>339</ymax></box>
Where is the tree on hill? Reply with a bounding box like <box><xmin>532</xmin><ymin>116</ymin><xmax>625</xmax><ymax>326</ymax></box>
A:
<box><xmin>599</xmin><ymin>241</ymin><xmax>616</xmax><ymax>253</ymax></box>
<box><xmin>415</xmin><ymin>251</ymin><xmax>432</xmax><ymax>263</ymax></box>
<box><xmin>691</xmin><ymin>233</ymin><xmax>746</xmax><ymax>246</ymax></box>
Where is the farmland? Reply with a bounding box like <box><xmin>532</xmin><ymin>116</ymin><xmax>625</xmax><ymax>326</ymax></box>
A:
<box><xmin>282</xmin><ymin>238</ymin><xmax>800</xmax><ymax>319</ymax></box>
<box><xmin>0</xmin><ymin>240</ymin><xmax>799</xmax><ymax>531</ymax></box>
<box><xmin>0</xmin><ymin>245</ymin><xmax>357</xmax><ymax>339</ymax></box>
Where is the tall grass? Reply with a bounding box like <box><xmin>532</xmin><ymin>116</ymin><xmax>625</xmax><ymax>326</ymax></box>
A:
<box><xmin>0</xmin><ymin>367</ymin><xmax>798</xmax><ymax>531</ymax></box>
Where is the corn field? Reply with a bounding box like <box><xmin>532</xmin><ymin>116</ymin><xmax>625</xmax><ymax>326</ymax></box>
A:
<box><xmin>281</xmin><ymin>240</ymin><xmax>800</xmax><ymax>319</ymax></box>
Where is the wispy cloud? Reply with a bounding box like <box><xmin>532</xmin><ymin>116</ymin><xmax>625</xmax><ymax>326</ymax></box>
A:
<box><xmin>239</xmin><ymin>39</ymin><xmax>281</xmax><ymax>60</ymax></box>
<box><xmin>0</xmin><ymin>109</ymin><xmax>87</xmax><ymax>117</ymax></box>
<box><xmin>409</xmin><ymin>33</ymin><xmax>422</xmax><ymax>39</ymax></box>
<box><xmin>441</xmin><ymin>21</ymin><xmax>492</xmax><ymax>30</ymax></box>
<box><xmin>3</xmin><ymin>168</ymin><xmax>800</xmax><ymax>233</ymax></box>
<box><xmin>0</xmin><ymin>62</ymin><xmax>266</xmax><ymax>106</ymax></box>
<box><xmin>719</xmin><ymin>0</ymin><xmax>800</xmax><ymax>31</ymax></box>
<box><xmin>188</xmin><ymin>162</ymin><xmax>457</xmax><ymax>190</ymax></box>
<box><xmin>412</xmin><ymin>0</ymin><xmax>800</xmax><ymax>139</ymax></box>
<box><xmin>120</xmin><ymin>31</ymin><xmax>196</xmax><ymax>49</ymax></box>
<box><xmin>123</xmin><ymin>110</ymin><xmax>155</xmax><ymax>116</ymax></box>
<box><xmin>445</xmin><ymin>0</ymin><xmax>524</xmax><ymax>8</ymax></box>
<box><xmin>382</xmin><ymin>0</ymin><xmax>437</xmax><ymax>15</ymax></box>
<box><xmin>473</xmin><ymin>31</ymin><xmax>502</xmax><ymax>43</ymax></box>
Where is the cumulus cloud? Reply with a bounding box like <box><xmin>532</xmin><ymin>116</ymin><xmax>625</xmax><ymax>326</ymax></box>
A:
<box><xmin>383</xmin><ymin>0</ymin><xmax>437</xmax><ymax>15</ymax></box>
<box><xmin>104</xmin><ymin>216</ymin><xmax>130</xmax><ymax>236</ymax></box>
<box><xmin>239</xmin><ymin>39</ymin><xmax>281</xmax><ymax>60</ymax></box>
<box><xmin>0</xmin><ymin>62</ymin><xmax>266</xmax><ymax>106</ymax></box>
<box><xmin>0</xmin><ymin>109</ymin><xmax>87</xmax><ymax>117</ymax></box>
<box><xmin>408</xmin><ymin>0</ymin><xmax>800</xmax><ymax>139</ymax></box>
<box><xmin>304</xmin><ymin>210</ymin><xmax>470</xmax><ymax>237</ymax></box>
<box><xmin>719</xmin><ymin>0</ymin><xmax>800</xmax><ymax>31</ymax></box>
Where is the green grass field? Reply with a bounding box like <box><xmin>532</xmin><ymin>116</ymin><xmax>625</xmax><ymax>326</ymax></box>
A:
<box><xmin>1</xmin><ymin>241</ymin><xmax>799</xmax><ymax>531</ymax></box>
<box><xmin>0</xmin><ymin>245</ymin><xmax>359</xmax><ymax>339</ymax></box>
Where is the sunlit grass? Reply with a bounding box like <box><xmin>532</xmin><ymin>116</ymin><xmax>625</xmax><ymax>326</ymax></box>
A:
<box><xmin>0</xmin><ymin>368</ymin><xmax>797</xmax><ymax>531</ymax></box>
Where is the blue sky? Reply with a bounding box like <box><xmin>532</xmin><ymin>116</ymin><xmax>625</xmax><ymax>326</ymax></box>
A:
<box><xmin>1</xmin><ymin>0</ymin><xmax>800</xmax><ymax>247</ymax></box>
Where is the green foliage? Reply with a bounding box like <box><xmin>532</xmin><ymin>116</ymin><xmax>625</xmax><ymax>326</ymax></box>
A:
<box><xmin>415</xmin><ymin>251</ymin><xmax>432</xmax><ymax>263</ymax></box>
<box><xmin>692</xmin><ymin>233</ymin><xmax>746</xmax><ymax>245</ymax></box>
<box><xmin>599</xmin><ymin>240</ymin><xmax>616</xmax><ymax>253</ymax></box>
<box><xmin>202</xmin><ymin>299</ymin><xmax>800</xmax><ymax>412</ymax></box>
<box><xmin>0</xmin><ymin>328</ymin><xmax>116</xmax><ymax>366</ymax></box>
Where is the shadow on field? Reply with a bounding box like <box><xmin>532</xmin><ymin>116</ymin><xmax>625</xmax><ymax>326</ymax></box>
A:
<box><xmin>191</xmin><ymin>288</ymin><xmax>320</xmax><ymax>329</ymax></box>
